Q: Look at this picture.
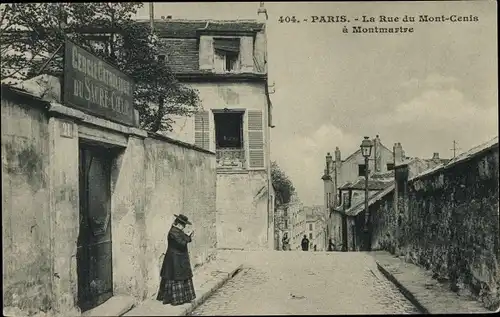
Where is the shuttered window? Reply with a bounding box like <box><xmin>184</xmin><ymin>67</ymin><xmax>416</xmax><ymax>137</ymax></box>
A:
<box><xmin>194</xmin><ymin>110</ymin><xmax>210</xmax><ymax>150</ymax></box>
<box><xmin>247</xmin><ymin>110</ymin><xmax>265</xmax><ymax>169</ymax></box>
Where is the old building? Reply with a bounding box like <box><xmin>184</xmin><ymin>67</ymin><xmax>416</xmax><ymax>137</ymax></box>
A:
<box><xmin>305</xmin><ymin>206</ymin><xmax>326</xmax><ymax>251</ymax></box>
<box><xmin>322</xmin><ymin>135</ymin><xmax>394</xmax><ymax>250</ymax></box>
<box><xmin>286</xmin><ymin>195</ymin><xmax>306</xmax><ymax>250</ymax></box>
<box><xmin>142</xmin><ymin>6</ymin><xmax>274</xmax><ymax>250</ymax></box>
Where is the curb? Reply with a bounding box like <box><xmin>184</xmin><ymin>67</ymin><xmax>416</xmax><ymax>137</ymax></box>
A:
<box><xmin>179</xmin><ymin>264</ymin><xmax>244</xmax><ymax>316</ymax></box>
<box><xmin>375</xmin><ymin>262</ymin><xmax>430</xmax><ymax>314</ymax></box>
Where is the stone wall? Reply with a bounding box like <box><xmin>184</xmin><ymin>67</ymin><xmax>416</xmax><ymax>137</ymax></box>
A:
<box><xmin>2</xmin><ymin>87</ymin><xmax>218</xmax><ymax>316</ymax></box>
<box><xmin>2</xmin><ymin>94</ymin><xmax>52</xmax><ymax>315</ymax></box>
<box><xmin>369</xmin><ymin>141</ymin><xmax>499</xmax><ymax>310</ymax></box>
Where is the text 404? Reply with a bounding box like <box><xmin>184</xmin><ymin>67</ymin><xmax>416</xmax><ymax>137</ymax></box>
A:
<box><xmin>278</xmin><ymin>16</ymin><xmax>299</xmax><ymax>23</ymax></box>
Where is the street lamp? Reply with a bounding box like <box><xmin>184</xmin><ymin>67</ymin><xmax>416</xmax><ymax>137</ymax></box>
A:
<box><xmin>360</xmin><ymin>136</ymin><xmax>373</xmax><ymax>251</ymax></box>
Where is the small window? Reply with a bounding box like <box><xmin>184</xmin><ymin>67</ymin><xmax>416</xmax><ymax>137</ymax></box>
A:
<box><xmin>309</xmin><ymin>233</ymin><xmax>313</xmax><ymax>239</ymax></box>
<box><xmin>214</xmin><ymin>112</ymin><xmax>244</xmax><ymax>149</ymax></box>
<box><xmin>225</xmin><ymin>52</ymin><xmax>238</xmax><ymax>71</ymax></box>
<box><xmin>214</xmin><ymin>38</ymin><xmax>240</xmax><ymax>72</ymax></box>
<box><xmin>309</xmin><ymin>223</ymin><xmax>313</xmax><ymax>231</ymax></box>
<box><xmin>358</xmin><ymin>164</ymin><xmax>367</xmax><ymax>176</ymax></box>
<box><xmin>387</xmin><ymin>163</ymin><xmax>395</xmax><ymax>171</ymax></box>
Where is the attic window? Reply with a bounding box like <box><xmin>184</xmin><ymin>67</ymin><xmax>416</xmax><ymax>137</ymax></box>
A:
<box><xmin>214</xmin><ymin>38</ymin><xmax>240</xmax><ymax>53</ymax></box>
<box><xmin>214</xmin><ymin>38</ymin><xmax>240</xmax><ymax>72</ymax></box>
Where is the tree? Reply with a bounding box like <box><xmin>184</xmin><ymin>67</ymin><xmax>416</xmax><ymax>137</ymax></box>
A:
<box><xmin>271</xmin><ymin>161</ymin><xmax>296</xmax><ymax>208</ymax></box>
<box><xmin>0</xmin><ymin>3</ymin><xmax>200</xmax><ymax>132</ymax></box>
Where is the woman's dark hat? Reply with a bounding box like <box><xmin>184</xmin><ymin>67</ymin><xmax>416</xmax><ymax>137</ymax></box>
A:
<box><xmin>174</xmin><ymin>214</ymin><xmax>192</xmax><ymax>225</ymax></box>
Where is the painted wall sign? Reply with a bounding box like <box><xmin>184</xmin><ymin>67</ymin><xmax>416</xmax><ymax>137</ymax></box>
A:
<box><xmin>63</xmin><ymin>39</ymin><xmax>135</xmax><ymax>126</ymax></box>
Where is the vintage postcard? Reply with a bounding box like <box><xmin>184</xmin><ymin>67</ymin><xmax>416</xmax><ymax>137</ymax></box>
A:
<box><xmin>1</xmin><ymin>1</ymin><xmax>498</xmax><ymax>316</ymax></box>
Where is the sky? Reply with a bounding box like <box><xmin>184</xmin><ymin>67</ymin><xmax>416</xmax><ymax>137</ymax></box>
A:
<box><xmin>136</xmin><ymin>1</ymin><xmax>498</xmax><ymax>206</ymax></box>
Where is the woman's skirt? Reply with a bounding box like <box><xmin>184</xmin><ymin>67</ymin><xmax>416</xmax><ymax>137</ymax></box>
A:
<box><xmin>156</xmin><ymin>277</ymin><xmax>196</xmax><ymax>305</ymax></box>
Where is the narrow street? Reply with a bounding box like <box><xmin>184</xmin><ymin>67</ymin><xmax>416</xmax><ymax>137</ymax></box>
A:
<box><xmin>190</xmin><ymin>251</ymin><xmax>419</xmax><ymax>315</ymax></box>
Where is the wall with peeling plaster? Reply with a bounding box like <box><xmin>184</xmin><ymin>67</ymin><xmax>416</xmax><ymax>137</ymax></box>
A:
<box><xmin>1</xmin><ymin>96</ymin><xmax>52</xmax><ymax>315</ymax></box>
<box><xmin>2</xmin><ymin>89</ymin><xmax>218</xmax><ymax>316</ymax></box>
<box><xmin>142</xmin><ymin>136</ymin><xmax>217</xmax><ymax>296</ymax></box>
<box><xmin>369</xmin><ymin>144</ymin><xmax>499</xmax><ymax>310</ymax></box>
<box><xmin>216</xmin><ymin>172</ymin><xmax>269</xmax><ymax>250</ymax></box>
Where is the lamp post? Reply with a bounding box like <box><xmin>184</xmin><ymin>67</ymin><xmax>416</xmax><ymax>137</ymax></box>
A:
<box><xmin>360</xmin><ymin>136</ymin><xmax>374</xmax><ymax>251</ymax></box>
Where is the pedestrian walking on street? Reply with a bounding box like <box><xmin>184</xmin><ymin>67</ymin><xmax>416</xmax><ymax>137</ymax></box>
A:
<box><xmin>156</xmin><ymin>214</ymin><xmax>196</xmax><ymax>306</ymax></box>
<box><xmin>301</xmin><ymin>235</ymin><xmax>309</xmax><ymax>251</ymax></box>
<box><xmin>313</xmin><ymin>244</ymin><xmax>317</xmax><ymax>251</ymax></box>
<box><xmin>328</xmin><ymin>238</ymin><xmax>335</xmax><ymax>251</ymax></box>
<box><xmin>282</xmin><ymin>232</ymin><xmax>290</xmax><ymax>251</ymax></box>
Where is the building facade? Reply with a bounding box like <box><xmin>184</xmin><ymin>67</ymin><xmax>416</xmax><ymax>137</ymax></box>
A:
<box><xmin>306</xmin><ymin>209</ymin><xmax>326</xmax><ymax>251</ymax></box>
<box><xmin>287</xmin><ymin>195</ymin><xmax>306</xmax><ymax>250</ymax></box>
<box><xmin>331</xmin><ymin>141</ymin><xmax>452</xmax><ymax>251</ymax></box>
<box><xmin>148</xmin><ymin>7</ymin><xmax>274</xmax><ymax>250</ymax></box>
<box><xmin>322</xmin><ymin>135</ymin><xmax>394</xmax><ymax>250</ymax></box>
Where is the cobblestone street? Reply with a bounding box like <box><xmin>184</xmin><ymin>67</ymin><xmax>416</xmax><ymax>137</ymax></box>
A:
<box><xmin>190</xmin><ymin>251</ymin><xmax>419</xmax><ymax>315</ymax></box>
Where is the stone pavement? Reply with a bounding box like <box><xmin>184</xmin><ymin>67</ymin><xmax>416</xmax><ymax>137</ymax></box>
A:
<box><xmin>371</xmin><ymin>251</ymin><xmax>495</xmax><ymax>314</ymax></box>
<box><xmin>123</xmin><ymin>252</ymin><xmax>243</xmax><ymax>316</ymax></box>
<box><xmin>190</xmin><ymin>250</ymin><xmax>419</xmax><ymax>315</ymax></box>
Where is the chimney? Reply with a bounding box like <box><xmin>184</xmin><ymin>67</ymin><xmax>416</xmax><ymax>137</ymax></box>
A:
<box><xmin>393</xmin><ymin>142</ymin><xmax>404</xmax><ymax>165</ymax></box>
<box><xmin>432</xmin><ymin>152</ymin><xmax>440</xmax><ymax>163</ymax></box>
<box><xmin>326</xmin><ymin>152</ymin><xmax>333</xmax><ymax>174</ymax></box>
<box><xmin>334</xmin><ymin>147</ymin><xmax>341</xmax><ymax>165</ymax></box>
<box><xmin>374</xmin><ymin>135</ymin><xmax>381</xmax><ymax>172</ymax></box>
<box><xmin>257</xmin><ymin>1</ymin><xmax>268</xmax><ymax>21</ymax></box>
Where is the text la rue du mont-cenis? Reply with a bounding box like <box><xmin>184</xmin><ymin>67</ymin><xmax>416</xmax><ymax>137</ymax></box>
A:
<box><xmin>277</xmin><ymin>14</ymin><xmax>480</xmax><ymax>34</ymax></box>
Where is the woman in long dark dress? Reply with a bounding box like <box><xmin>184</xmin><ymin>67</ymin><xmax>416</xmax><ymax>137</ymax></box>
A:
<box><xmin>156</xmin><ymin>214</ymin><xmax>196</xmax><ymax>305</ymax></box>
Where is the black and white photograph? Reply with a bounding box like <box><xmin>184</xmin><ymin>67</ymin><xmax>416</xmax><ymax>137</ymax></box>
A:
<box><xmin>1</xmin><ymin>1</ymin><xmax>498</xmax><ymax>316</ymax></box>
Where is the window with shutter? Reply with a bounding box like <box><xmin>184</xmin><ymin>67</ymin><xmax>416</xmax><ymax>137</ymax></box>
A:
<box><xmin>247</xmin><ymin>110</ymin><xmax>265</xmax><ymax>169</ymax></box>
<box><xmin>194</xmin><ymin>111</ymin><xmax>210</xmax><ymax>150</ymax></box>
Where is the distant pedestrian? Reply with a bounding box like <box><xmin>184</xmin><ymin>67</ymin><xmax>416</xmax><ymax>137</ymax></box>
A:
<box><xmin>282</xmin><ymin>233</ymin><xmax>290</xmax><ymax>251</ymax></box>
<box><xmin>157</xmin><ymin>214</ymin><xmax>196</xmax><ymax>306</ymax></box>
<box><xmin>301</xmin><ymin>235</ymin><xmax>309</xmax><ymax>251</ymax></box>
<box><xmin>314</xmin><ymin>244</ymin><xmax>317</xmax><ymax>251</ymax></box>
<box><xmin>328</xmin><ymin>239</ymin><xmax>335</xmax><ymax>251</ymax></box>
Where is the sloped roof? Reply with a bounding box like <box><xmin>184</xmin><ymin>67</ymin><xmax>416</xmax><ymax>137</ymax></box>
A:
<box><xmin>137</xmin><ymin>19</ymin><xmax>265</xmax><ymax>74</ymax></box>
<box><xmin>340</xmin><ymin>178</ymin><xmax>393</xmax><ymax>191</ymax></box>
<box><xmin>410</xmin><ymin>136</ymin><xmax>499</xmax><ymax>181</ymax></box>
<box><xmin>136</xmin><ymin>19</ymin><xmax>265</xmax><ymax>38</ymax></box>
<box><xmin>344</xmin><ymin>183</ymin><xmax>395</xmax><ymax>217</ymax></box>
<box><xmin>341</xmin><ymin>142</ymin><xmax>393</xmax><ymax>163</ymax></box>
<box><xmin>371</xmin><ymin>170</ymin><xmax>394</xmax><ymax>180</ymax></box>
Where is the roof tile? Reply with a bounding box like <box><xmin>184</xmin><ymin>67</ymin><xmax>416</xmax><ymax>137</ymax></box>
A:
<box><xmin>137</xmin><ymin>19</ymin><xmax>264</xmax><ymax>38</ymax></box>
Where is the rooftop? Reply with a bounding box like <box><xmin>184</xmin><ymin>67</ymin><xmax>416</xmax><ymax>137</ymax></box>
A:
<box><xmin>340</xmin><ymin>178</ymin><xmax>393</xmax><ymax>191</ymax></box>
<box><xmin>136</xmin><ymin>19</ymin><xmax>265</xmax><ymax>38</ymax></box>
<box><xmin>410</xmin><ymin>136</ymin><xmax>499</xmax><ymax>181</ymax></box>
<box><xmin>343</xmin><ymin>183</ymin><xmax>395</xmax><ymax>217</ymax></box>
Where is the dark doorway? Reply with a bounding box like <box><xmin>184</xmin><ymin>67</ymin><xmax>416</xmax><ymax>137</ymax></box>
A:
<box><xmin>341</xmin><ymin>215</ymin><xmax>348</xmax><ymax>252</ymax></box>
<box><xmin>77</xmin><ymin>143</ymin><xmax>115</xmax><ymax>312</ymax></box>
<box><xmin>351</xmin><ymin>225</ymin><xmax>356</xmax><ymax>251</ymax></box>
